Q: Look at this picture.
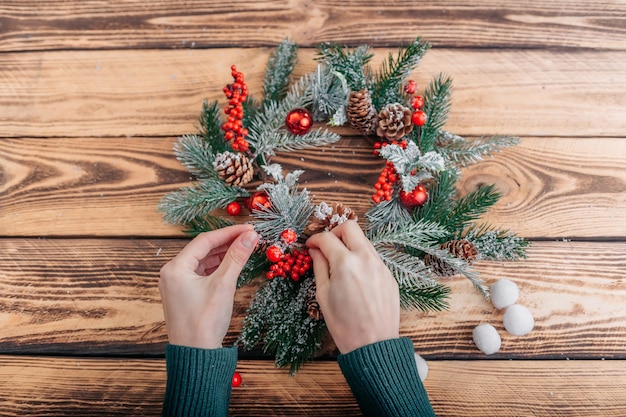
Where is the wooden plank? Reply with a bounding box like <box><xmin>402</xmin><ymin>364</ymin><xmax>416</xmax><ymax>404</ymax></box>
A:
<box><xmin>1</xmin><ymin>0</ymin><xmax>625</xmax><ymax>52</ymax></box>
<box><xmin>0</xmin><ymin>355</ymin><xmax>624</xmax><ymax>416</ymax></box>
<box><xmin>2</xmin><ymin>137</ymin><xmax>625</xmax><ymax>239</ymax></box>
<box><xmin>1</xmin><ymin>239</ymin><xmax>625</xmax><ymax>359</ymax></box>
<box><xmin>1</xmin><ymin>49</ymin><xmax>625</xmax><ymax>138</ymax></box>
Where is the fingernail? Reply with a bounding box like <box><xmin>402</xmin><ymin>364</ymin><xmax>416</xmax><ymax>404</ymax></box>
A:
<box><xmin>241</xmin><ymin>230</ymin><xmax>258</xmax><ymax>249</ymax></box>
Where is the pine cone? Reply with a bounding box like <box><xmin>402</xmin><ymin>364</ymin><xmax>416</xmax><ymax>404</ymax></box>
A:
<box><xmin>305</xmin><ymin>281</ymin><xmax>323</xmax><ymax>320</ymax></box>
<box><xmin>306</xmin><ymin>202</ymin><xmax>358</xmax><ymax>234</ymax></box>
<box><xmin>347</xmin><ymin>89</ymin><xmax>378</xmax><ymax>134</ymax></box>
<box><xmin>424</xmin><ymin>239</ymin><xmax>479</xmax><ymax>277</ymax></box>
<box><xmin>213</xmin><ymin>151</ymin><xmax>254</xmax><ymax>187</ymax></box>
<box><xmin>376</xmin><ymin>103</ymin><xmax>413</xmax><ymax>141</ymax></box>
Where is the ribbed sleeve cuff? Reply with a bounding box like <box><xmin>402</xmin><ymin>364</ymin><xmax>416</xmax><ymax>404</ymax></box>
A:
<box><xmin>338</xmin><ymin>337</ymin><xmax>436</xmax><ymax>417</ymax></box>
<box><xmin>162</xmin><ymin>344</ymin><xmax>238</xmax><ymax>417</ymax></box>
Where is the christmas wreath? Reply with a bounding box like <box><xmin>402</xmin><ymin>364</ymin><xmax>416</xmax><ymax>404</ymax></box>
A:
<box><xmin>159</xmin><ymin>38</ymin><xmax>528</xmax><ymax>373</ymax></box>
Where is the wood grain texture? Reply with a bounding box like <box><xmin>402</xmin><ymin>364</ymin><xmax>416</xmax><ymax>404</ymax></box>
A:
<box><xmin>2</xmin><ymin>137</ymin><xmax>625</xmax><ymax>239</ymax></box>
<box><xmin>1</xmin><ymin>239</ymin><xmax>624</xmax><ymax>359</ymax></box>
<box><xmin>1</xmin><ymin>0</ymin><xmax>625</xmax><ymax>52</ymax></box>
<box><xmin>1</xmin><ymin>49</ymin><xmax>625</xmax><ymax>138</ymax></box>
<box><xmin>0</xmin><ymin>355</ymin><xmax>623</xmax><ymax>416</ymax></box>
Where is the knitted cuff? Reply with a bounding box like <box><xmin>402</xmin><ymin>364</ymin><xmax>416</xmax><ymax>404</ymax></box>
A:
<box><xmin>338</xmin><ymin>337</ymin><xmax>436</xmax><ymax>417</ymax></box>
<box><xmin>162</xmin><ymin>344</ymin><xmax>238</xmax><ymax>417</ymax></box>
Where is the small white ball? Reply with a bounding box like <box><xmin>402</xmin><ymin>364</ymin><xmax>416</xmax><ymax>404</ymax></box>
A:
<box><xmin>414</xmin><ymin>353</ymin><xmax>428</xmax><ymax>382</ymax></box>
<box><xmin>472</xmin><ymin>323</ymin><xmax>501</xmax><ymax>355</ymax></box>
<box><xmin>490</xmin><ymin>278</ymin><xmax>520</xmax><ymax>309</ymax></box>
<box><xmin>503</xmin><ymin>304</ymin><xmax>534</xmax><ymax>336</ymax></box>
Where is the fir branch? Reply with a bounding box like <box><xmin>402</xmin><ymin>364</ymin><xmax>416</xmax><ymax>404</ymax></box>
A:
<box><xmin>436</xmin><ymin>131</ymin><xmax>521</xmax><ymax>167</ymax></box>
<box><xmin>174</xmin><ymin>134</ymin><xmax>217</xmax><ymax>179</ymax></box>
<box><xmin>263</xmin><ymin>39</ymin><xmax>298</xmax><ymax>103</ymax></box>
<box><xmin>365</xmin><ymin>197</ymin><xmax>412</xmax><ymax>235</ymax></box>
<box><xmin>183</xmin><ymin>214</ymin><xmax>234</xmax><ymax>237</ymax></box>
<box><xmin>159</xmin><ymin>179</ymin><xmax>245</xmax><ymax>225</ymax></box>
<box><xmin>463</xmin><ymin>224</ymin><xmax>529</xmax><ymax>261</ymax></box>
<box><xmin>419</xmin><ymin>74</ymin><xmax>453</xmax><ymax>152</ymax></box>
<box><xmin>444</xmin><ymin>184</ymin><xmax>502</xmax><ymax>234</ymax></box>
<box><xmin>375</xmin><ymin>245</ymin><xmax>437</xmax><ymax>287</ymax></box>
<box><xmin>238</xmin><ymin>252</ymin><xmax>270</xmax><ymax>288</ymax></box>
<box><xmin>368</xmin><ymin>219</ymin><xmax>449</xmax><ymax>254</ymax></box>
<box><xmin>372</xmin><ymin>37</ymin><xmax>431</xmax><ymax>109</ymax></box>
<box><xmin>399</xmin><ymin>282</ymin><xmax>450</xmax><ymax>312</ymax></box>
<box><xmin>413</xmin><ymin>169</ymin><xmax>459</xmax><ymax>225</ymax></box>
<box><xmin>198</xmin><ymin>100</ymin><xmax>230</xmax><ymax>154</ymax></box>
<box><xmin>423</xmin><ymin>246</ymin><xmax>489</xmax><ymax>296</ymax></box>
<box><xmin>309</xmin><ymin>65</ymin><xmax>350</xmax><ymax>122</ymax></box>
<box><xmin>315</xmin><ymin>43</ymin><xmax>373</xmax><ymax>91</ymax></box>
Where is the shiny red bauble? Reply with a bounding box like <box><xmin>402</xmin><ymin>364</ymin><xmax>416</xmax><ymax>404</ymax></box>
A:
<box><xmin>232</xmin><ymin>372</ymin><xmax>242</xmax><ymax>387</ymax></box>
<box><xmin>226</xmin><ymin>201</ymin><xmax>242</xmax><ymax>216</ymax></box>
<box><xmin>400</xmin><ymin>184</ymin><xmax>429</xmax><ymax>208</ymax></box>
<box><xmin>411</xmin><ymin>110</ymin><xmax>427</xmax><ymax>127</ymax></box>
<box><xmin>246</xmin><ymin>191</ymin><xmax>271</xmax><ymax>211</ymax></box>
<box><xmin>285</xmin><ymin>108</ymin><xmax>313</xmax><ymax>135</ymax></box>
<box><xmin>266</xmin><ymin>245</ymin><xmax>283</xmax><ymax>263</ymax></box>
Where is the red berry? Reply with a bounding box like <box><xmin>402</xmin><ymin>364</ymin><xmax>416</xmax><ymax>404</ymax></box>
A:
<box><xmin>226</xmin><ymin>201</ymin><xmax>242</xmax><ymax>216</ymax></box>
<box><xmin>246</xmin><ymin>191</ymin><xmax>271</xmax><ymax>211</ymax></box>
<box><xmin>411</xmin><ymin>110</ymin><xmax>427</xmax><ymax>127</ymax></box>
<box><xmin>400</xmin><ymin>184</ymin><xmax>429</xmax><ymax>208</ymax></box>
<box><xmin>280</xmin><ymin>229</ymin><xmax>298</xmax><ymax>245</ymax></box>
<box><xmin>232</xmin><ymin>372</ymin><xmax>242</xmax><ymax>387</ymax></box>
<box><xmin>404</xmin><ymin>80</ymin><xmax>418</xmax><ymax>94</ymax></box>
<box><xmin>266</xmin><ymin>245</ymin><xmax>283</xmax><ymax>263</ymax></box>
<box><xmin>410</xmin><ymin>95</ymin><xmax>424</xmax><ymax>109</ymax></box>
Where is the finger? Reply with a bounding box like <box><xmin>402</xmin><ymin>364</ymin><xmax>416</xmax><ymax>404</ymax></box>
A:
<box><xmin>212</xmin><ymin>229</ymin><xmax>258</xmax><ymax>289</ymax></box>
<box><xmin>308</xmin><ymin>248</ymin><xmax>330</xmax><ymax>304</ymax></box>
<box><xmin>306</xmin><ymin>231</ymin><xmax>350</xmax><ymax>266</ymax></box>
<box><xmin>177</xmin><ymin>224</ymin><xmax>255</xmax><ymax>269</ymax></box>
<box><xmin>331</xmin><ymin>220</ymin><xmax>377</xmax><ymax>256</ymax></box>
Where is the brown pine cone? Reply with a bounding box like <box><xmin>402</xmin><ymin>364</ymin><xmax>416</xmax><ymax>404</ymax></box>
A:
<box><xmin>347</xmin><ymin>89</ymin><xmax>378</xmax><ymax>134</ymax></box>
<box><xmin>213</xmin><ymin>151</ymin><xmax>254</xmax><ymax>187</ymax></box>
<box><xmin>424</xmin><ymin>239</ymin><xmax>479</xmax><ymax>277</ymax></box>
<box><xmin>376</xmin><ymin>103</ymin><xmax>413</xmax><ymax>141</ymax></box>
<box><xmin>305</xmin><ymin>281</ymin><xmax>323</xmax><ymax>320</ymax></box>
<box><xmin>306</xmin><ymin>202</ymin><xmax>358</xmax><ymax>234</ymax></box>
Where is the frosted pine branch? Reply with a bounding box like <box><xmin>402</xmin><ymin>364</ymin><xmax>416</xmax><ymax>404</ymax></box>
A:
<box><xmin>436</xmin><ymin>131</ymin><xmax>521</xmax><ymax>167</ymax></box>
<box><xmin>174</xmin><ymin>134</ymin><xmax>217</xmax><ymax>179</ymax></box>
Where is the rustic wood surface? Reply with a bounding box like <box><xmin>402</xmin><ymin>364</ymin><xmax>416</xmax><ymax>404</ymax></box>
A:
<box><xmin>1</xmin><ymin>1</ymin><xmax>625</xmax><ymax>416</ymax></box>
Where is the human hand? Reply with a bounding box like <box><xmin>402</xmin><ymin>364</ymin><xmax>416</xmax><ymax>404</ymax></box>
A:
<box><xmin>306</xmin><ymin>221</ymin><xmax>400</xmax><ymax>353</ymax></box>
<box><xmin>159</xmin><ymin>224</ymin><xmax>258</xmax><ymax>349</ymax></box>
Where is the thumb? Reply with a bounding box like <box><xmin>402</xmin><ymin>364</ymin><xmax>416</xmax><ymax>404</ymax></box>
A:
<box><xmin>213</xmin><ymin>229</ymin><xmax>258</xmax><ymax>287</ymax></box>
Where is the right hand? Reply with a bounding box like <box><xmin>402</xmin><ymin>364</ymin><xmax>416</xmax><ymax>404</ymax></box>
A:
<box><xmin>305</xmin><ymin>221</ymin><xmax>400</xmax><ymax>353</ymax></box>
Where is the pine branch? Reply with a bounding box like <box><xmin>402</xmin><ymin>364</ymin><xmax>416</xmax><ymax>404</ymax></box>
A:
<box><xmin>309</xmin><ymin>64</ymin><xmax>350</xmax><ymax>122</ymax></box>
<box><xmin>436</xmin><ymin>131</ymin><xmax>521</xmax><ymax>167</ymax></box>
<box><xmin>444</xmin><ymin>184</ymin><xmax>502</xmax><ymax>234</ymax></box>
<box><xmin>368</xmin><ymin>219</ymin><xmax>449</xmax><ymax>254</ymax></box>
<box><xmin>399</xmin><ymin>282</ymin><xmax>450</xmax><ymax>312</ymax></box>
<box><xmin>238</xmin><ymin>252</ymin><xmax>270</xmax><ymax>288</ymax></box>
<box><xmin>263</xmin><ymin>39</ymin><xmax>298</xmax><ymax>103</ymax></box>
<box><xmin>463</xmin><ymin>224</ymin><xmax>529</xmax><ymax>261</ymax></box>
<box><xmin>372</xmin><ymin>37</ymin><xmax>431</xmax><ymax>109</ymax></box>
<box><xmin>423</xmin><ymin>246</ymin><xmax>489</xmax><ymax>296</ymax></box>
<box><xmin>412</xmin><ymin>168</ymin><xmax>459</xmax><ymax>225</ymax></box>
<box><xmin>365</xmin><ymin>197</ymin><xmax>412</xmax><ymax>235</ymax></box>
<box><xmin>315</xmin><ymin>43</ymin><xmax>373</xmax><ymax>91</ymax></box>
<box><xmin>174</xmin><ymin>134</ymin><xmax>217</xmax><ymax>179</ymax></box>
<box><xmin>159</xmin><ymin>179</ymin><xmax>245</xmax><ymax>225</ymax></box>
<box><xmin>375</xmin><ymin>245</ymin><xmax>437</xmax><ymax>287</ymax></box>
<box><xmin>183</xmin><ymin>214</ymin><xmax>234</xmax><ymax>237</ymax></box>
<box><xmin>198</xmin><ymin>100</ymin><xmax>230</xmax><ymax>154</ymax></box>
<box><xmin>419</xmin><ymin>74</ymin><xmax>453</xmax><ymax>152</ymax></box>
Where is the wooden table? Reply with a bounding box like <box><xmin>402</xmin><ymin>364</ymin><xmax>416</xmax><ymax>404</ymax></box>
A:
<box><xmin>1</xmin><ymin>1</ymin><xmax>625</xmax><ymax>415</ymax></box>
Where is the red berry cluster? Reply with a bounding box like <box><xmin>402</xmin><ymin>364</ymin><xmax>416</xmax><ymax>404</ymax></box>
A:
<box><xmin>371</xmin><ymin>141</ymin><xmax>406</xmax><ymax>204</ymax></box>
<box><xmin>222</xmin><ymin>65</ymin><xmax>249</xmax><ymax>152</ymax></box>
<box><xmin>404</xmin><ymin>80</ymin><xmax>427</xmax><ymax>127</ymax></box>
<box><xmin>266</xmin><ymin>247</ymin><xmax>312</xmax><ymax>282</ymax></box>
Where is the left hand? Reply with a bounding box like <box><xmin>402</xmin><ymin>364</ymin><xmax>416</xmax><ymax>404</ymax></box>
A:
<box><xmin>159</xmin><ymin>224</ymin><xmax>258</xmax><ymax>349</ymax></box>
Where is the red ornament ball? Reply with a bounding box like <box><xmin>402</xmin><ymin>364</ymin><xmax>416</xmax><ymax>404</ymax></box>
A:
<box><xmin>226</xmin><ymin>201</ymin><xmax>242</xmax><ymax>216</ymax></box>
<box><xmin>404</xmin><ymin>80</ymin><xmax>418</xmax><ymax>95</ymax></box>
<box><xmin>400</xmin><ymin>184</ymin><xmax>429</xmax><ymax>208</ymax></box>
<box><xmin>266</xmin><ymin>245</ymin><xmax>283</xmax><ymax>263</ymax></box>
<box><xmin>411</xmin><ymin>110</ymin><xmax>427</xmax><ymax>127</ymax></box>
<box><xmin>409</xmin><ymin>95</ymin><xmax>424</xmax><ymax>110</ymax></box>
<box><xmin>285</xmin><ymin>108</ymin><xmax>313</xmax><ymax>135</ymax></box>
<box><xmin>232</xmin><ymin>372</ymin><xmax>242</xmax><ymax>387</ymax></box>
<box><xmin>246</xmin><ymin>191</ymin><xmax>271</xmax><ymax>211</ymax></box>
<box><xmin>280</xmin><ymin>228</ymin><xmax>298</xmax><ymax>245</ymax></box>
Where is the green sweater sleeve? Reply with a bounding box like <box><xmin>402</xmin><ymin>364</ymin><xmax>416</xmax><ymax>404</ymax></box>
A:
<box><xmin>162</xmin><ymin>344</ymin><xmax>238</xmax><ymax>417</ymax></box>
<box><xmin>338</xmin><ymin>337</ymin><xmax>436</xmax><ymax>417</ymax></box>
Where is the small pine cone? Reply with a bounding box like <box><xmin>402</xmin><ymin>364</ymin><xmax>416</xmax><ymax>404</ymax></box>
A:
<box><xmin>347</xmin><ymin>89</ymin><xmax>378</xmax><ymax>134</ymax></box>
<box><xmin>213</xmin><ymin>151</ymin><xmax>254</xmax><ymax>187</ymax></box>
<box><xmin>424</xmin><ymin>239</ymin><xmax>479</xmax><ymax>277</ymax></box>
<box><xmin>305</xmin><ymin>281</ymin><xmax>323</xmax><ymax>320</ymax></box>
<box><xmin>307</xmin><ymin>202</ymin><xmax>358</xmax><ymax>234</ymax></box>
<box><xmin>376</xmin><ymin>103</ymin><xmax>413</xmax><ymax>141</ymax></box>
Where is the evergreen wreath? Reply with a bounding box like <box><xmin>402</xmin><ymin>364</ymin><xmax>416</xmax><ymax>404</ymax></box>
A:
<box><xmin>159</xmin><ymin>38</ymin><xmax>529</xmax><ymax>373</ymax></box>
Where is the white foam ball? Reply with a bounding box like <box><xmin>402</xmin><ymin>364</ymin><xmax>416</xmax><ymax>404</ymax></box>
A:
<box><xmin>490</xmin><ymin>278</ymin><xmax>519</xmax><ymax>309</ymax></box>
<box><xmin>414</xmin><ymin>353</ymin><xmax>428</xmax><ymax>382</ymax></box>
<box><xmin>472</xmin><ymin>323</ymin><xmax>501</xmax><ymax>355</ymax></box>
<box><xmin>503</xmin><ymin>304</ymin><xmax>534</xmax><ymax>336</ymax></box>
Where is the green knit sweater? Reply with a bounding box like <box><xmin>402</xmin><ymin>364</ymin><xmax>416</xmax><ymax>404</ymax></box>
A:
<box><xmin>162</xmin><ymin>337</ymin><xmax>435</xmax><ymax>416</ymax></box>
